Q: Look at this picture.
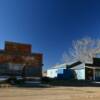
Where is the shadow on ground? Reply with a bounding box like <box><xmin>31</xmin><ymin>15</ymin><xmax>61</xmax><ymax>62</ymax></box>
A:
<box><xmin>45</xmin><ymin>80</ymin><xmax>100</xmax><ymax>87</ymax></box>
<box><xmin>1</xmin><ymin>80</ymin><xmax>100</xmax><ymax>88</ymax></box>
<box><xmin>15</xmin><ymin>80</ymin><xmax>100</xmax><ymax>88</ymax></box>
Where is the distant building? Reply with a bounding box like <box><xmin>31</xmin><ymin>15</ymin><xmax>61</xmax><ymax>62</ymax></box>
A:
<box><xmin>70</xmin><ymin>58</ymin><xmax>100</xmax><ymax>81</ymax></box>
<box><xmin>47</xmin><ymin>63</ymin><xmax>67</xmax><ymax>78</ymax></box>
<box><xmin>85</xmin><ymin>58</ymin><xmax>100</xmax><ymax>81</ymax></box>
<box><xmin>0</xmin><ymin>41</ymin><xmax>43</xmax><ymax>79</ymax></box>
<box><xmin>47</xmin><ymin>63</ymin><xmax>75</xmax><ymax>79</ymax></box>
<box><xmin>47</xmin><ymin>58</ymin><xmax>100</xmax><ymax>81</ymax></box>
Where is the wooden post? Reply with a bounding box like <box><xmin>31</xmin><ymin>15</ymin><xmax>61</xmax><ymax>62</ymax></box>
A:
<box><xmin>93</xmin><ymin>68</ymin><xmax>95</xmax><ymax>81</ymax></box>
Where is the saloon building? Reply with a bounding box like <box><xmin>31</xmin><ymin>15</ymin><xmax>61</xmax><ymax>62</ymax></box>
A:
<box><xmin>0</xmin><ymin>41</ymin><xmax>43</xmax><ymax>79</ymax></box>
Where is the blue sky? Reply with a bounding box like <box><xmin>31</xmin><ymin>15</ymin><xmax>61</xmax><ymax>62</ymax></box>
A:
<box><xmin>0</xmin><ymin>0</ymin><xmax>100</xmax><ymax>70</ymax></box>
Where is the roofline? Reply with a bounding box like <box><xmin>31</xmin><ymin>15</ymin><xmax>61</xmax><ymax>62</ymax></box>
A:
<box><xmin>5</xmin><ymin>41</ymin><xmax>32</xmax><ymax>46</ymax></box>
<box><xmin>68</xmin><ymin>61</ymin><xmax>82</xmax><ymax>68</ymax></box>
<box><xmin>53</xmin><ymin>63</ymin><xmax>67</xmax><ymax>68</ymax></box>
<box><xmin>85</xmin><ymin>63</ymin><xmax>100</xmax><ymax>67</ymax></box>
<box><xmin>85</xmin><ymin>66</ymin><xmax>100</xmax><ymax>69</ymax></box>
<box><xmin>48</xmin><ymin>61</ymin><xmax>82</xmax><ymax>70</ymax></box>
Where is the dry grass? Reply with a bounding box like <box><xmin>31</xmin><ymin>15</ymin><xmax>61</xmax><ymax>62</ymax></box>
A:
<box><xmin>0</xmin><ymin>86</ymin><xmax>100</xmax><ymax>100</ymax></box>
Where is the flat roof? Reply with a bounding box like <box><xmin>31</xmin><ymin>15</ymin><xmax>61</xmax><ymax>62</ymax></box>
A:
<box><xmin>5</xmin><ymin>41</ymin><xmax>32</xmax><ymax>46</ymax></box>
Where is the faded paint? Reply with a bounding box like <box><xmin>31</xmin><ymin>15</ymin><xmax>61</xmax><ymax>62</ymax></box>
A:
<box><xmin>71</xmin><ymin>63</ymin><xmax>85</xmax><ymax>80</ymax></box>
<box><xmin>75</xmin><ymin>69</ymin><xmax>85</xmax><ymax>80</ymax></box>
<box><xmin>47</xmin><ymin>68</ymin><xmax>58</xmax><ymax>78</ymax></box>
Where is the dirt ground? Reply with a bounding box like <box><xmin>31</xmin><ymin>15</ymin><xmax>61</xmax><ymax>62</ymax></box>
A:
<box><xmin>0</xmin><ymin>86</ymin><xmax>100</xmax><ymax>100</ymax></box>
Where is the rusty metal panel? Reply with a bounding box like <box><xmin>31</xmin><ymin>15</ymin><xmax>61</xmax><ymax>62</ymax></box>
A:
<box><xmin>0</xmin><ymin>54</ymin><xmax>43</xmax><ymax>67</ymax></box>
<box><xmin>5</xmin><ymin>41</ymin><xmax>32</xmax><ymax>54</ymax></box>
<box><xmin>33</xmin><ymin>54</ymin><xmax>43</xmax><ymax>64</ymax></box>
<box><xmin>23</xmin><ymin>67</ymin><xmax>42</xmax><ymax>77</ymax></box>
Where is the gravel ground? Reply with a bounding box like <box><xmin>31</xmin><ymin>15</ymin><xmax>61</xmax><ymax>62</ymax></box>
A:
<box><xmin>0</xmin><ymin>86</ymin><xmax>100</xmax><ymax>100</ymax></box>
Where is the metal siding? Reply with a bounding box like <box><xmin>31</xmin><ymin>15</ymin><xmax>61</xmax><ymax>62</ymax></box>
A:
<box><xmin>24</xmin><ymin>67</ymin><xmax>42</xmax><ymax>77</ymax></box>
<box><xmin>57</xmin><ymin>69</ymin><xmax>75</xmax><ymax>79</ymax></box>
<box><xmin>95</xmin><ymin>69</ymin><xmax>100</xmax><ymax>81</ymax></box>
<box><xmin>47</xmin><ymin>69</ymin><xmax>58</xmax><ymax>78</ymax></box>
<box><xmin>58</xmin><ymin>68</ymin><xmax>64</xmax><ymax>74</ymax></box>
<box><xmin>75</xmin><ymin>68</ymin><xmax>85</xmax><ymax>80</ymax></box>
<box><xmin>5</xmin><ymin>41</ymin><xmax>32</xmax><ymax>54</ymax></box>
<box><xmin>0</xmin><ymin>64</ymin><xmax>9</xmax><ymax>75</ymax></box>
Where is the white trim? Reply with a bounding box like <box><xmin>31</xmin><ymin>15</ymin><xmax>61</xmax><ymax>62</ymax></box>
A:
<box><xmin>85</xmin><ymin>66</ymin><xmax>100</xmax><ymax>69</ymax></box>
<box><xmin>53</xmin><ymin>63</ymin><xmax>67</xmax><ymax>68</ymax></box>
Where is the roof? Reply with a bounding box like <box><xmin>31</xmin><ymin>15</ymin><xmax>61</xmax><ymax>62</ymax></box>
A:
<box><xmin>69</xmin><ymin>61</ymin><xmax>82</xmax><ymax>68</ymax></box>
<box><xmin>85</xmin><ymin>63</ymin><xmax>100</xmax><ymax>67</ymax></box>
<box><xmin>53</xmin><ymin>63</ymin><xmax>67</xmax><ymax>68</ymax></box>
<box><xmin>93</xmin><ymin>58</ymin><xmax>100</xmax><ymax>66</ymax></box>
<box><xmin>48</xmin><ymin>61</ymin><xmax>82</xmax><ymax>70</ymax></box>
<box><xmin>5</xmin><ymin>41</ymin><xmax>31</xmax><ymax>47</ymax></box>
<box><xmin>85</xmin><ymin>58</ymin><xmax>100</xmax><ymax>67</ymax></box>
<box><xmin>48</xmin><ymin>58</ymin><xmax>100</xmax><ymax>70</ymax></box>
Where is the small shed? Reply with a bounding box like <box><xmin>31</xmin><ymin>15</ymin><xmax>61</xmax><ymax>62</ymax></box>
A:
<box><xmin>47</xmin><ymin>63</ymin><xmax>75</xmax><ymax>79</ymax></box>
<box><xmin>47</xmin><ymin>63</ymin><xmax>67</xmax><ymax>78</ymax></box>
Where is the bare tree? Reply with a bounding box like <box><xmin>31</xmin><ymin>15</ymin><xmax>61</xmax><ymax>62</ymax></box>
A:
<box><xmin>62</xmin><ymin>37</ymin><xmax>100</xmax><ymax>63</ymax></box>
<box><xmin>62</xmin><ymin>52</ymin><xmax>73</xmax><ymax>63</ymax></box>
